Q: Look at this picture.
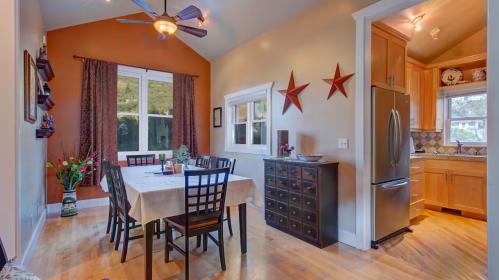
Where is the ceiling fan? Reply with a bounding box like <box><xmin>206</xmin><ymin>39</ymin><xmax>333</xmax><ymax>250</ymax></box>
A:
<box><xmin>117</xmin><ymin>0</ymin><xmax>207</xmax><ymax>40</ymax></box>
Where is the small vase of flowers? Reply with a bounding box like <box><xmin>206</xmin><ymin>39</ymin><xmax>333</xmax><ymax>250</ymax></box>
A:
<box><xmin>46</xmin><ymin>147</ymin><xmax>97</xmax><ymax>217</ymax></box>
<box><xmin>280</xmin><ymin>144</ymin><xmax>295</xmax><ymax>158</ymax></box>
<box><xmin>173</xmin><ymin>145</ymin><xmax>191</xmax><ymax>172</ymax></box>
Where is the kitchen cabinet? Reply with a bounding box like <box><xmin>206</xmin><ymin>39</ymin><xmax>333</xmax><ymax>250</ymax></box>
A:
<box><xmin>421</xmin><ymin>68</ymin><xmax>444</xmax><ymax>131</ymax></box>
<box><xmin>410</xmin><ymin>160</ymin><xmax>425</xmax><ymax>219</ymax></box>
<box><xmin>424</xmin><ymin>168</ymin><xmax>448</xmax><ymax>207</ymax></box>
<box><xmin>407</xmin><ymin>62</ymin><xmax>423</xmax><ymax>129</ymax></box>
<box><xmin>449</xmin><ymin>170</ymin><xmax>487</xmax><ymax>215</ymax></box>
<box><xmin>371</xmin><ymin>22</ymin><xmax>410</xmax><ymax>93</ymax></box>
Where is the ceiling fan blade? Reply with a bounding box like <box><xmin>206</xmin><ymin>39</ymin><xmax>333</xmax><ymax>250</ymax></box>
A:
<box><xmin>131</xmin><ymin>0</ymin><xmax>159</xmax><ymax>19</ymax></box>
<box><xmin>157</xmin><ymin>33</ymin><xmax>170</xmax><ymax>40</ymax></box>
<box><xmin>117</xmin><ymin>19</ymin><xmax>154</xmax><ymax>24</ymax></box>
<box><xmin>174</xmin><ymin>5</ymin><xmax>203</xmax><ymax>21</ymax></box>
<box><xmin>177</xmin><ymin>25</ymin><xmax>207</xmax><ymax>38</ymax></box>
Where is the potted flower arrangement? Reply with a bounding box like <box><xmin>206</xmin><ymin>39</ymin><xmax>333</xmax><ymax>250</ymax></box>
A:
<box><xmin>280</xmin><ymin>144</ymin><xmax>295</xmax><ymax>158</ymax></box>
<box><xmin>47</xmin><ymin>147</ymin><xmax>97</xmax><ymax>217</ymax></box>
<box><xmin>173</xmin><ymin>145</ymin><xmax>191</xmax><ymax>173</ymax></box>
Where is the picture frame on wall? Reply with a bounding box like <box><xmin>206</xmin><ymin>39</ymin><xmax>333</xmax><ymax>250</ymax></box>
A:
<box><xmin>24</xmin><ymin>50</ymin><xmax>38</xmax><ymax>123</ymax></box>
<box><xmin>213</xmin><ymin>107</ymin><xmax>222</xmax><ymax>128</ymax></box>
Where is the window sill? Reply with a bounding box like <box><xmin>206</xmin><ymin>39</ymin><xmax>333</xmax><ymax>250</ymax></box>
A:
<box><xmin>225</xmin><ymin>146</ymin><xmax>270</xmax><ymax>156</ymax></box>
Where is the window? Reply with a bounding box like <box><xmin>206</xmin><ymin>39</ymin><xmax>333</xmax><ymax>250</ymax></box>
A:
<box><xmin>445</xmin><ymin>91</ymin><xmax>487</xmax><ymax>146</ymax></box>
<box><xmin>224</xmin><ymin>82</ymin><xmax>273</xmax><ymax>155</ymax></box>
<box><xmin>117</xmin><ymin>65</ymin><xmax>173</xmax><ymax>160</ymax></box>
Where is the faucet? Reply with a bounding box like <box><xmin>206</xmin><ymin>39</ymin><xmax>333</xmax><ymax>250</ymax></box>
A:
<box><xmin>456</xmin><ymin>140</ymin><xmax>464</xmax><ymax>155</ymax></box>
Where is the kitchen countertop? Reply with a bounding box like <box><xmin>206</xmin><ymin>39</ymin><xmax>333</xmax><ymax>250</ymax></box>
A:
<box><xmin>410</xmin><ymin>154</ymin><xmax>487</xmax><ymax>163</ymax></box>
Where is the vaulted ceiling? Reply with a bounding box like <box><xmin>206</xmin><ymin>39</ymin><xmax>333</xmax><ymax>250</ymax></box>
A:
<box><xmin>39</xmin><ymin>0</ymin><xmax>323</xmax><ymax>61</ymax></box>
<box><xmin>380</xmin><ymin>0</ymin><xmax>487</xmax><ymax>64</ymax></box>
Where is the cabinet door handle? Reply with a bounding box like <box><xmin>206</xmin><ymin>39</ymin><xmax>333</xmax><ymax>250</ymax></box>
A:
<box><xmin>411</xmin><ymin>194</ymin><xmax>420</xmax><ymax>197</ymax></box>
<box><xmin>414</xmin><ymin>209</ymin><xmax>421</xmax><ymax>212</ymax></box>
<box><xmin>450</xmin><ymin>172</ymin><xmax>452</xmax><ymax>182</ymax></box>
<box><xmin>445</xmin><ymin>172</ymin><xmax>447</xmax><ymax>182</ymax></box>
<box><xmin>411</xmin><ymin>167</ymin><xmax>420</xmax><ymax>169</ymax></box>
<box><xmin>433</xmin><ymin>119</ymin><xmax>436</xmax><ymax>127</ymax></box>
<box><xmin>392</xmin><ymin>75</ymin><xmax>395</xmax><ymax>86</ymax></box>
<box><xmin>410</xmin><ymin>180</ymin><xmax>419</xmax><ymax>182</ymax></box>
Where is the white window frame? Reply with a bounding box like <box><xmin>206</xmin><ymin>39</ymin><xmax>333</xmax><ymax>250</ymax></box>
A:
<box><xmin>224</xmin><ymin>82</ymin><xmax>273</xmax><ymax>155</ymax></box>
<box><xmin>117</xmin><ymin>65</ymin><xmax>174</xmax><ymax>160</ymax></box>
<box><xmin>444</xmin><ymin>89</ymin><xmax>487</xmax><ymax>147</ymax></box>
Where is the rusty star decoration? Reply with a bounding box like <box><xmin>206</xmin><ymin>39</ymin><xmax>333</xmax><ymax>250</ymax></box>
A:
<box><xmin>323</xmin><ymin>63</ymin><xmax>355</xmax><ymax>99</ymax></box>
<box><xmin>278</xmin><ymin>71</ymin><xmax>310</xmax><ymax>114</ymax></box>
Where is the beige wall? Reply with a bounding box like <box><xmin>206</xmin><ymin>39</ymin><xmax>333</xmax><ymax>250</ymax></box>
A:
<box><xmin>19</xmin><ymin>0</ymin><xmax>47</xmax><ymax>263</ymax></box>
<box><xmin>430</xmin><ymin>27</ymin><xmax>487</xmax><ymax>64</ymax></box>
<box><xmin>211</xmin><ymin>0</ymin><xmax>377</xmax><ymax>236</ymax></box>
<box><xmin>0</xmin><ymin>0</ymin><xmax>19</xmax><ymax>258</ymax></box>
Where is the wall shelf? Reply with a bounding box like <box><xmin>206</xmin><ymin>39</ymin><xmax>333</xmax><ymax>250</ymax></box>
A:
<box><xmin>36</xmin><ymin>59</ymin><xmax>55</xmax><ymax>82</ymax></box>
<box><xmin>438</xmin><ymin>81</ymin><xmax>487</xmax><ymax>94</ymax></box>
<box><xmin>37</xmin><ymin>95</ymin><xmax>55</xmax><ymax>111</ymax></box>
<box><xmin>36</xmin><ymin>129</ymin><xmax>55</xmax><ymax>139</ymax></box>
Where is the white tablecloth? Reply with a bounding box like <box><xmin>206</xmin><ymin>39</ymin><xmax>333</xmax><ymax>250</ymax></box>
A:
<box><xmin>100</xmin><ymin>165</ymin><xmax>263</xmax><ymax>226</ymax></box>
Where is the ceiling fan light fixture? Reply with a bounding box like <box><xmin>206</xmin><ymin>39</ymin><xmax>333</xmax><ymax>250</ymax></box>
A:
<box><xmin>154</xmin><ymin>18</ymin><xmax>177</xmax><ymax>34</ymax></box>
<box><xmin>412</xmin><ymin>15</ymin><xmax>425</xmax><ymax>27</ymax></box>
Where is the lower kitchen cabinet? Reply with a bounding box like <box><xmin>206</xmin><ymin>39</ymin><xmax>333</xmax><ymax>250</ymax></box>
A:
<box><xmin>424</xmin><ymin>168</ymin><xmax>448</xmax><ymax>208</ymax></box>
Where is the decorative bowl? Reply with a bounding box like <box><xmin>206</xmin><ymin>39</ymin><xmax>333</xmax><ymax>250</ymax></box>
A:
<box><xmin>297</xmin><ymin>154</ymin><xmax>323</xmax><ymax>162</ymax></box>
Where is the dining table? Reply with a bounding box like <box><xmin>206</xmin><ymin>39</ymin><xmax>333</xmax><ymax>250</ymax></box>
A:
<box><xmin>100</xmin><ymin>165</ymin><xmax>263</xmax><ymax>280</ymax></box>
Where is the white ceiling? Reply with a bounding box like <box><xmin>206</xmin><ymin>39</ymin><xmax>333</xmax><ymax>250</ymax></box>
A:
<box><xmin>39</xmin><ymin>0</ymin><xmax>323</xmax><ymax>61</ymax></box>
<box><xmin>380</xmin><ymin>0</ymin><xmax>487</xmax><ymax>64</ymax></box>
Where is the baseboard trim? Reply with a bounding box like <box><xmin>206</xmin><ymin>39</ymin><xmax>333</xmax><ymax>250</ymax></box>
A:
<box><xmin>47</xmin><ymin>197</ymin><xmax>109</xmax><ymax>214</ymax></box>
<box><xmin>339</xmin><ymin>229</ymin><xmax>356</xmax><ymax>247</ymax></box>
<box><xmin>21</xmin><ymin>208</ymin><xmax>46</xmax><ymax>267</ymax></box>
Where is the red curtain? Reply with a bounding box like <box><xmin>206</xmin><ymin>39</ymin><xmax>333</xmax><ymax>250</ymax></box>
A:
<box><xmin>173</xmin><ymin>73</ymin><xmax>198</xmax><ymax>157</ymax></box>
<box><xmin>79</xmin><ymin>59</ymin><xmax>118</xmax><ymax>186</ymax></box>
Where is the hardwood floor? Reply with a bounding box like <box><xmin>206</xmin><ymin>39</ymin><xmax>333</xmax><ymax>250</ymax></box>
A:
<box><xmin>29</xmin><ymin>206</ymin><xmax>487</xmax><ymax>280</ymax></box>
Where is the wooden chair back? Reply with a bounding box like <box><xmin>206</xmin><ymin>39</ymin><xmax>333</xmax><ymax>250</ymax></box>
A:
<box><xmin>0</xmin><ymin>235</ymin><xmax>7</xmax><ymax>270</ymax></box>
<box><xmin>102</xmin><ymin>160</ymin><xmax>116</xmax><ymax>207</ymax></box>
<box><xmin>126</xmin><ymin>154</ymin><xmax>155</xmax><ymax>167</ymax></box>
<box><xmin>109</xmin><ymin>164</ymin><xmax>130</xmax><ymax>215</ymax></box>
<box><xmin>183</xmin><ymin>168</ymin><xmax>230</xmax><ymax>227</ymax></box>
<box><xmin>195</xmin><ymin>155</ymin><xmax>211</xmax><ymax>169</ymax></box>
<box><xmin>215</xmin><ymin>158</ymin><xmax>236</xmax><ymax>174</ymax></box>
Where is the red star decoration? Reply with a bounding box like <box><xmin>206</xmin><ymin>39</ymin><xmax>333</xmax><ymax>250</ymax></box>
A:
<box><xmin>323</xmin><ymin>63</ymin><xmax>355</xmax><ymax>99</ymax></box>
<box><xmin>278</xmin><ymin>71</ymin><xmax>310</xmax><ymax>114</ymax></box>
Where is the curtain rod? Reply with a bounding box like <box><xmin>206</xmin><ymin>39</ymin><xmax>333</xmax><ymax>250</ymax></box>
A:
<box><xmin>72</xmin><ymin>55</ymin><xmax>200</xmax><ymax>78</ymax></box>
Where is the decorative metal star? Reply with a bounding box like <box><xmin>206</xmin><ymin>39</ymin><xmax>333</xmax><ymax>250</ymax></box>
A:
<box><xmin>278</xmin><ymin>71</ymin><xmax>310</xmax><ymax>114</ymax></box>
<box><xmin>323</xmin><ymin>63</ymin><xmax>355</xmax><ymax>99</ymax></box>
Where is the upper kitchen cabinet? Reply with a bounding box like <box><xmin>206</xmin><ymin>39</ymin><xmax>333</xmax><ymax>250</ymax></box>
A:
<box><xmin>407</xmin><ymin>58</ymin><xmax>424</xmax><ymax>129</ymax></box>
<box><xmin>371</xmin><ymin>22</ymin><xmax>410</xmax><ymax>93</ymax></box>
<box><xmin>422</xmin><ymin>68</ymin><xmax>444</xmax><ymax>131</ymax></box>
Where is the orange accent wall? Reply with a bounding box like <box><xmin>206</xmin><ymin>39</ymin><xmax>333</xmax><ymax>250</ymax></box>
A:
<box><xmin>46</xmin><ymin>13</ymin><xmax>210</xmax><ymax>204</ymax></box>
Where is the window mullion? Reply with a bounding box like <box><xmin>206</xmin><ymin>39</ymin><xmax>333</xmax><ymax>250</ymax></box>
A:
<box><xmin>247</xmin><ymin>102</ymin><xmax>253</xmax><ymax>147</ymax></box>
<box><xmin>141</xmin><ymin>75</ymin><xmax>148</xmax><ymax>154</ymax></box>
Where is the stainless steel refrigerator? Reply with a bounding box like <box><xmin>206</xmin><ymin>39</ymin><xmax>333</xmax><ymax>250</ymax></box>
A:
<box><xmin>371</xmin><ymin>86</ymin><xmax>412</xmax><ymax>249</ymax></box>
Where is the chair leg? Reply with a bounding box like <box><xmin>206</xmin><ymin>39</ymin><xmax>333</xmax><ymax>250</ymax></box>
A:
<box><xmin>106</xmin><ymin>205</ymin><xmax>113</xmax><ymax>234</ymax></box>
<box><xmin>203</xmin><ymin>234</ymin><xmax>208</xmax><ymax>252</ymax></box>
<box><xmin>155</xmin><ymin>220</ymin><xmax>161</xmax><ymax>240</ymax></box>
<box><xmin>110</xmin><ymin>208</ymin><xmax>118</xmax><ymax>243</ymax></box>
<box><xmin>185</xmin><ymin>231</ymin><xmax>189</xmax><ymax>279</ymax></box>
<box><xmin>121</xmin><ymin>220</ymin><xmax>130</xmax><ymax>263</ymax></box>
<box><xmin>218</xmin><ymin>227</ymin><xmax>226</xmax><ymax>270</ymax></box>
<box><xmin>115</xmin><ymin>218</ymin><xmax>123</xmax><ymax>251</ymax></box>
<box><xmin>226</xmin><ymin>206</ymin><xmax>233</xmax><ymax>236</ymax></box>
<box><xmin>165</xmin><ymin>223</ymin><xmax>171</xmax><ymax>263</ymax></box>
<box><xmin>196</xmin><ymin>235</ymin><xmax>201</xmax><ymax>247</ymax></box>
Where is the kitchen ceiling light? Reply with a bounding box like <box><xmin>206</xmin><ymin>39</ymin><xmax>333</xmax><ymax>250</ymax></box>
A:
<box><xmin>412</xmin><ymin>15</ymin><xmax>425</xmax><ymax>27</ymax></box>
<box><xmin>153</xmin><ymin>18</ymin><xmax>178</xmax><ymax>35</ymax></box>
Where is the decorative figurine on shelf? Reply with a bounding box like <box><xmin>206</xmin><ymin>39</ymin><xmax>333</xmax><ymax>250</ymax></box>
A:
<box><xmin>39</xmin><ymin>36</ymin><xmax>48</xmax><ymax>60</ymax></box>
<box><xmin>48</xmin><ymin>115</ymin><xmax>56</xmax><ymax>130</ymax></box>
<box><xmin>40</xmin><ymin>113</ymin><xmax>56</xmax><ymax>130</ymax></box>
<box><xmin>280</xmin><ymin>144</ymin><xmax>295</xmax><ymax>158</ymax></box>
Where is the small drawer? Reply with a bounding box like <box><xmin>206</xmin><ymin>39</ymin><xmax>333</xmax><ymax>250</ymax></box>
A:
<box><xmin>265</xmin><ymin>210</ymin><xmax>276</xmax><ymax>223</ymax></box>
<box><xmin>276</xmin><ymin>177</ymin><xmax>288</xmax><ymax>189</ymax></box>
<box><xmin>276</xmin><ymin>189</ymin><xmax>288</xmax><ymax>202</ymax></box>
<box><xmin>302</xmin><ymin>181</ymin><xmax>318</xmax><ymax>197</ymax></box>
<box><xmin>410</xmin><ymin>173</ymin><xmax>424</xmax><ymax>204</ymax></box>
<box><xmin>302</xmin><ymin>210</ymin><xmax>318</xmax><ymax>226</ymax></box>
<box><xmin>265</xmin><ymin>162</ymin><xmax>276</xmax><ymax>174</ymax></box>
<box><xmin>288</xmin><ymin>218</ymin><xmax>302</xmax><ymax>234</ymax></box>
<box><xmin>288</xmin><ymin>166</ymin><xmax>302</xmax><ymax>178</ymax></box>
<box><xmin>289</xmin><ymin>192</ymin><xmax>302</xmax><ymax>207</ymax></box>
<box><xmin>265</xmin><ymin>186</ymin><xmax>276</xmax><ymax>198</ymax></box>
<box><xmin>289</xmin><ymin>205</ymin><xmax>302</xmax><ymax>220</ymax></box>
<box><xmin>289</xmin><ymin>179</ymin><xmax>302</xmax><ymax>193</ymax></box>
<box><xmin>302</xmin><ymin>168</ymin><xmax>318</xmax><ymax>181</ymax></box>
<box><xmin>410</xmin><ymin>200</ymin><xmax>425</xmax><ymax>220</ymax></box>
<box><xmin>276</xmin><ymin>164</ymin><xmax>288</xmax><ymax>176</ymax></box>
<box><xmin>265</xmin><ymin>198</ymin><xmax>276</xmax><ymax>210</ymax></box>
<box><xmin>277</xmin><ymin>201</ymin><xmax>288</xmax><ymax>215</ymax></box>
<box><xmin>410</xmin><ymin>161</ymin><xmax>424</xmax><ymax>174</ymax></box>
<box><xmin>277</xmin><ymin>214</ymin><xmax>288</xmax><ymax>227</ymax></box>
<box><xmin>303</xmin><ymin>224</ymin><xmax>318</xmax><ymax>240</ymax></box>
<box><xmin>303</xmin><ymin>196</ymin><xmax>318</xmax><ymax>212</ymax></box>
<box><xmin>265</xmin><ymin>175</ymin><xmax>276</xmax><ymax>186</ymax></box>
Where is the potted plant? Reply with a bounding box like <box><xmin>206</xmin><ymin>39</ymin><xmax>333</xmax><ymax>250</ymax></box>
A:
<box><xmin>47</xmin><ymin>147</ymin><xmax>97</xmax><ymax>217</ymax></box>
<box><xmin>173</xmin><ymin>145</ymin><xmax>190</xmax><ymax>173</ymax></box>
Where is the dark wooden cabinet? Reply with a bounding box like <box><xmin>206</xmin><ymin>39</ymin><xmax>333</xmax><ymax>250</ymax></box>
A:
<box><xmin>263</xmin><ymin>158</ymin><xmax>339</xmax><ymax>248</ymax></box>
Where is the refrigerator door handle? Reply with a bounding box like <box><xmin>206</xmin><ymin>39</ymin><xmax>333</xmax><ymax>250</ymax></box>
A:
<box><xmin>395</xmin><ymin>110</ymin><xmax>402</xmax><ymax>166</ymax></box>
<box><xmin>379</xmin><ymin>181</ymin><xmax>408</xmax><ymax>190</ymax></box>
<box><xmin>388</xmin><ymin>109</ymin><xmax>396</xmax><ymax>167</ymax></box>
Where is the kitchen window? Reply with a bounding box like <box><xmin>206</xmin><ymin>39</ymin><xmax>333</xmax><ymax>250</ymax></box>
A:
<box><xmin>224</xmin><ymin>82</ymin><xmax>273</xmax><ymax>155</ymax></box>
<box><xmin>117</xmin><ymin>65</ymin><xmax>173</xmax><ymax>160</ymax></box>
<box><xmin>445</xmin><ymin>91</ymin><xmax>487</xmax><ymax>146</ymax></box>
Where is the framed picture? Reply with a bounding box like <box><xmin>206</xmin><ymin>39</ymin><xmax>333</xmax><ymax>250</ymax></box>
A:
<box><xmin>24</xmin><ymin>50</ymin><xmax>38</xmax><ymax>123</ymax></box>
<box><xmin>213</xmin><ymin>107</ymin><xmax>222</xmax><ymax>128</ymax></box>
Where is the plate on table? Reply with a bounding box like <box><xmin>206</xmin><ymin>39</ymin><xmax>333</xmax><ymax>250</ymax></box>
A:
<box><xmin>441</xmin><ymin>68</ymin><xmax>463</xmax><ymax>86</ymax></box>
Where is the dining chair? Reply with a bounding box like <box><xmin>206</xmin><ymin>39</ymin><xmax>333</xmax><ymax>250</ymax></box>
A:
<box><xmin>109</xmin><ymin>164</ymin><xmax>161</xmax><ymax>263</ymax></box>
<box><xmin>164</xmin><ymin>167</ymin><xmax>231</xmax><ymax>279</ymax></box>
<box><xmin>103</xmin><ymin>160</ymin><xmax>118</xmax><ymax>243</ymax></box>
<box><xmin>215</xmin><ymin>157</ymin><xmax>237</xmax><ymax>236</ymax></box>
<box><xmin>195</xmin><ymin>155</ymin><xmax>211</xmax><ymax>169</ymax></box>
<box><xmin>126</xmin><ymin>154</ymin><xmax>156</xmax><ymax>167</ymax></box>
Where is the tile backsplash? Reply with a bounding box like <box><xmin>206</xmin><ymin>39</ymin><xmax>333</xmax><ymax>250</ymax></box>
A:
<box><xmin>411</xmin><ymin>132</ymin><xmax>487</xmax><ymax>155</ymax></box>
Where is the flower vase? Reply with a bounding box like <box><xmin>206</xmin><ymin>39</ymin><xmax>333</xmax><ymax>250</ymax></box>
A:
<box><xmin>61</xmin><ymin>190</ymin><xmax>78</xmax><ymax>217</ymax></box>
<box><xmin>184</xmin><ymin>162</ymin><xmax>189</xmax><ymax>171</ymax></box>
<box><xmin>283</xmin><ymin>150</ymin><xmax>291</xmax><ymax>159</ymax></box>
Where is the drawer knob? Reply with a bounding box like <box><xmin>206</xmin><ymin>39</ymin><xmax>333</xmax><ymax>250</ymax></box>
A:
<box><xmin>279</xmin><ymin>181</ymin><xmax>283</xmax><ymax>184</ymax></box>
<box><xmin>279</xmin><ymin>219</ymin><xmax>283</xmax><ymax>222</ymax></box>
<box><xmin>279</xmin><ymin>168</ymin><xmax>284</xmax><ymax>171</ymax></box>
<box><xmin>306</xmin><ymin>172</ymin><xmax>311</xmax><ymax>175</ymax></box>
<box><xmin>291</xmin><ymin>170</ymin><xmax>297</xmax><ymax>174</ymax></box>
<box><xmin>279</xmin><ymin>194</ymin><xmax>283</xmax><ymax>197</ymax></box>
<box><xmin>292</xmin><ymin>184</ymin><xmax>297</xmax><ymax>187</ymax></box>
<box><xmin>306</xmin><ymin>187</ymin><xmax>312</xmax><ymax>190</ymax></box>
<box><xmin>307</xmin><ymin>202</ymin><xmax>311</xmax><ymax>205</ymax></box>
<box><xmin>267</xmin><ymin>190</ymin><xmax>272</xmax><ymax>193</ymax></box>
<box><xmin>307</xmin><ymin>216</ymin><xmax>311</xmax><ymax>220</ymax></box>
<box><xmin>292</xmin><ymin>197</ymin><xmax>296</xmax><ymax>201</ymax></box>
<box><xmin>268</xmin><ymin>179</ymin><xmax>273</xmax><ymax>182</ymax></box>
<box><xmin>279</xmin><ymin>207</ymin><xmax>283</xmax><ymax>210</ymax></box>
<box><xmin>292</xmin><ymin>224</ymin><xmax>296</xmax><ymax>228</ymax></box>
<box><xmin>267</xmin><ymin>203</ymin><xmax>272</xmax><ymax>206</ymax></box>
<box><xmin>267</xmin><ymin>215</ymin><xmax>272</xmax><ymax>218</ymax></box>
<box><xmin>268</xmin><ymin>167</ymin><xmax>272</xmax><ymax>169</ymax></box>
<box><xmin>292</xmin><ymin>211</ymin><xmax>296</xmax><ymax>214</ymax></box>
<box><xmin>307</xmin><ymin>230</ymin><xmax>312</xmax><ymax>234</ymax></box>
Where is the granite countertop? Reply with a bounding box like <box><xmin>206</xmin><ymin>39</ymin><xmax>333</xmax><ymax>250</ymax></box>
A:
<box><xmin>410</xmin><ymin>154</ymin><xmax>487</xmax><ymax>163</ymax></box>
